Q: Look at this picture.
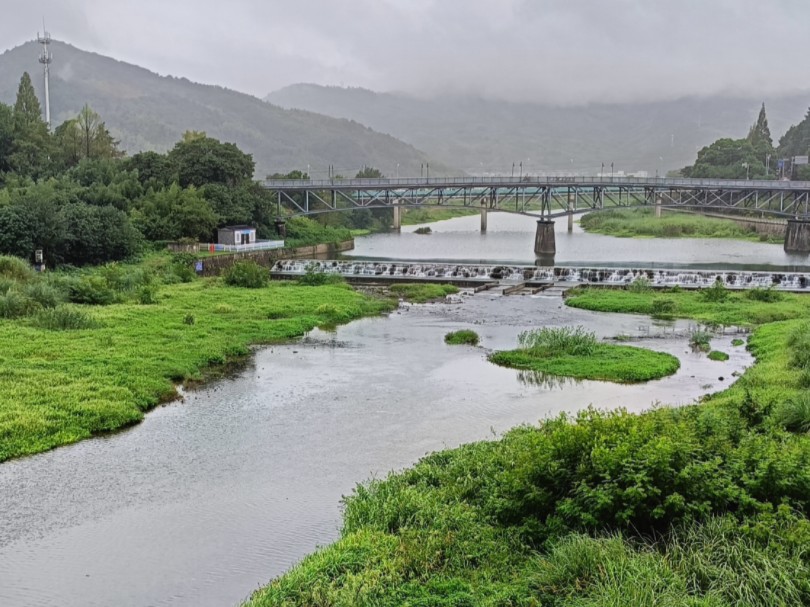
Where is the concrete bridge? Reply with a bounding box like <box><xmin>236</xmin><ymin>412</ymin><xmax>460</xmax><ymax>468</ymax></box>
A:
<box><xmin>263</xmin><ymin>176</ymin><xmax>810</xmax><ymax>256</ymax></box>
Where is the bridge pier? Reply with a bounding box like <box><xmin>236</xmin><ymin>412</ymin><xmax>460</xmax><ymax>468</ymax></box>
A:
<box><xmin>481</xmin><ymin>206</ymin><xmax>488</xmax><ymax>232</ymax></box>
<box><xmin>392</xmin><ymin>204</ymin><xmax>401</xmax><ymax>232</ymax></box>
<box><xmin>655</xmin><ymin>198</ymin><xmax>663</xmax><ymax>218</ymax></box>
<box><xmin>274</xmin><ymin>218</ymin><xmax>287</xmax><ymax>238</ymax></box>
<box><xmin>534</xmin><ymin>219</ymin><xmax>556</xmax><ymax>259</ymax></box>
<box><xmin>567</xmin><ymin>192</ymin><xmax>574</xmax><ymax>232</ymax></box>
<box><xmin>785</xmin><ymin>219</ymin><xmax>810</xmax><ymax>253</ymax></box>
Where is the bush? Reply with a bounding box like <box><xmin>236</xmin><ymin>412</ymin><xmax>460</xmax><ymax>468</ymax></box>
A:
<box><xmin>444</xmin><ymin>330</ymin><xmax>480</xmax><ymax>346</ymax></box>
<box><xmin>138</xmin><ymin>285</ymin><xmax>159</xmax><ymax>305</ymax></box>
<box><xmin>690</xmin><ymin>330</ymin><xmax>712</xmax><ymax>351</ymax></box>
<box><xmin>773</xmin><ymin>394</ymin><xmax>810</xmax><ymax>433</ymax></box>
<box><xmin>67</xmin><ymin>275</ymin><xmax>117</xmax><ymax>305</ymax></box>
<box><xmin>651</xmin><ymin>297</ymin><xmax>676</xmax><ymax>317</ymax></box>
<box><xmin>700</xmin><ymin>280</ymin><xmax>728</xmax><ymax>302</ymax></box>
<box><xmin>414</xmin><ymin>226</ymin><xmax>432</xmax><ymax>235</ymax></box>
<box><xmin>0</xmin><ymin>291</ymin><xmax>38</xmax><ymax>318</ymax></box>
<box><xmin>0</xmin><ymin>255</ymin><xmax>34</xmax><ymax>282</ymax></box>
<box><xmin>183</xmin><ymin>313</ymin><xmax>195</xmax><ymax>325</ymax></box>
<box><xmin>31</xmin><ymin>307</ymin><xmax>102</xmax><ymax>330</ymax></box>
<box><xmin>787</xmin><ymin>324</ymin><xmax>810</xmax><ymax>370</ymax></box>
<box><xmin>297</xmin><ymin>264</ymin><xmax>344</xmax><ymax>287</ymax></box>
<box><xmin>23</xmin><ymin>281</ymin><xmax>65</xmax><ymax>309</ymax></box>
<box><xmin>732</xmin><ymin>338</ymin><xmax>745</xmax><ymax>347</ymax></box>
<box><xmin>708</xmin><ymin>350</ymin><xmax>730</xmax><ymax>361</ymax></box>
<box><xmin>518</xmin><ymin>326</ymin><xmax>597</xmax><ymax>356</ymax></box>
<box><xmin>628</xmin><ymin>277</ymin><xmax>652</xmax><ymax>293</ymax></box>
<box><xmin>747</xmin><ymin>287</ymin><xmax>784</xmax><ymax>302</ymax></box>
<box><xmin>223</xmin><ymin>261</ymin><xmax>269</xmax><ymax>288</ymax></box>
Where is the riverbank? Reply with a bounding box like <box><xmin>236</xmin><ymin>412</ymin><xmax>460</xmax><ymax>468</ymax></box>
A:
<box><xmin>245</xmin><ymin>286</ymin><xmax>810</xmax><ymax>606</ymax></box>
<box><xmin>580</xmin><ymin>208</ymin><xmax>783</xmax><ymax>243</ymax></box>
<box><xmin>0</xmin><ymin>265</ymin><xmax>396</xmax><ymax>462</ymax></box>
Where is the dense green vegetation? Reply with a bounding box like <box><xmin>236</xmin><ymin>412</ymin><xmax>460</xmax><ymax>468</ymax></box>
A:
<box><xmin>489</xmin><ymin>326</ymin><xmax>679</xmax><ymax>383</ymax></box>
<box><xmin>388</xmin><ymin>283</ymin><xmax>459</xmax><ymax>303</ymax></box>
<box><xmin>444</xmin><ymin>330</ymin><xmax>480</xmax><ymax>346</ymax></box>
<box><xmin>402</xmin><ymin>207</ymin><xmax>478</xmax><ymax>226</ymax></box>
<box><xmin>580</xmin><ymin>208</ymin><xmax>779</xmax><ymax>242</ymax></box>
<box><xmin>565</xmin><ymin>284</ymin><xmax>810</xmax><ymax>327</ymax></box>
<box><xmin>708</xmin><ymin>350</ymin><xmax>730</xmax><ymax>361</ymax></box>
<box><xmin>0</xmin><ymin>255</ymin><xmax>395</xmax><ymax>462</ymax></box>
<box><xmin>246</xmin><ymin>286</ymin><xmax>810</xmax><ymax>607</ymax></box>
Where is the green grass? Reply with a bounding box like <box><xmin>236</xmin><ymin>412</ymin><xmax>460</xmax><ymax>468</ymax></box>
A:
<box><xmin>244</xmin><ymin>285</ymin><xmax>810</xmax><ymax>607</ymax></box>
<box><xmin>580</xmin><ymin>208</ymin><xmax>783</xmax><ymax>242</ymax></box>
<box><xmin>0</xmin><ymin>278</ymin><xmax>394</xmax><ymax>462</ymax></box>
<box><xmin>708</xmin><ymin>350</ymin><xmax>730</xmax><ymax>361</ymax></box>
<box><xmin>565</xmin><ymin>286</ymin><xmax>810</xmax><ymax>327</ymax></box>
<box><xmin>401</xmin><ymin>207</ymin><xmax>478</xmax><ymax>226</ymax></box>
<box><xmin>490</xmin><ymin>343</ymin><xmax>679</xmax><ymax>383</ymax></box>
<box><xmin>732</xmin><ymin>338</ymin><xmax>746</xmax><ymax>346</ymax></box>
<box><xmin>388</xmin><ymin>283</ymin><xmax>459</xmax><ymax>303</ymax></box>
<box><xmin>444</xmin><ymin>330</ymin><xmax>480</xmax><ymax>346</ymax></box>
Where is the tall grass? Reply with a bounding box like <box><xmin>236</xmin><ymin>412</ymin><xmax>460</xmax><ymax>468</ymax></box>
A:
<box><xmin>518</xmin><ymin>325</ymin><xmax>597</xmax><ymax>355</ymax></box>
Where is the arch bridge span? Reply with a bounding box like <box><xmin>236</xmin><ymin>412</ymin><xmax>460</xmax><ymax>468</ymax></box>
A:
<box><xmin>263</xmin><ymin>176</ymin><xmax>810</xmax><ymax>255</ymax></box>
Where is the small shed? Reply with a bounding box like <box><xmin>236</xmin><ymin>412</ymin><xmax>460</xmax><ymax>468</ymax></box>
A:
<box><xmin>218</xmin><ymin>225</ymin><xmax>257</xmax><ymax>246</ymax></box>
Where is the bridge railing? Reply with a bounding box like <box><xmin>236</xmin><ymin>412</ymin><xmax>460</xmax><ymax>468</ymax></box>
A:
<box><xmin>263</xmin><ymin>176</ymin><xmax>810</xmax><ymax>191</ymax></box>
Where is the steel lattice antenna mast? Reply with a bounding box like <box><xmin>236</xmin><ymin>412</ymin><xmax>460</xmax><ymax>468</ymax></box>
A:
<box><xmin>37</xmin><ymin>22</ymin><xmax>53</xmax><ymax>129</ymax></box>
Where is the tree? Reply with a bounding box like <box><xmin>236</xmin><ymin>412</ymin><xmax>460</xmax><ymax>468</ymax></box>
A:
<box><xmin>133</xmin><ymin>183</ymin><xmax>218</xmax><ymax>241</ymax></box>
<box><xmin>124</xmin><ymin>151</ymin><xmax>175</xmax><ymax>188</ymax></box>
<box><xmin>9</xmin><ymin>72</ymin><xmax>51</xmax><ymax>178</ymax></box>
<box><xmin>167</xmin><ymin>136</ymin><xmax>254</xmax><ymax>188</ymax></box>
<box><xmin>747</xmin><ymin>103</ymin><xmax>773</xmax><ymax>154</ymax></box>
<box><xmin>0</xmin><ymin>102</ymin><xmax>13</xmax><ymax>176</ymax></box>
<box><xmin>682</xmin><ymin>138</ymin><xmax>767</xmax><ymax>179</ymax></box>
<box><xmin>76</xmin><ymin>104</ymin><xmax>122</xmax><ymax>161</ymax></box>
<box><xmin>356</xmin><ymin>166</ymin><xmax>384</xmax><ymax>179</ymax></box>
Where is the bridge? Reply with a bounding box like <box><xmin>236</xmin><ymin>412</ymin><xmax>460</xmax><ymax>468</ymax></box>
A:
<box><xmin>263</xmin><ymin>176</ymin><xmax>810</xmax><ymax>256</ymax></box>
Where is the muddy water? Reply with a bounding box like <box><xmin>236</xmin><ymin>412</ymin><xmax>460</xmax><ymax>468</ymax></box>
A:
<box><xmin>0</xmin><ymin>291</ymin><xmax>752</xmax><ymax>607</ymax></box>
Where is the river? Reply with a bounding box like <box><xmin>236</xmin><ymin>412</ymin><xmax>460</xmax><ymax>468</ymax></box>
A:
<box><xmin>0</xmin><ymin>217</ymin><xmax>769</xmax><ymax>607</ymax></box>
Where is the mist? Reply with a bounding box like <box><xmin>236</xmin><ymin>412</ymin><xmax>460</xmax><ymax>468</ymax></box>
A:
<box><xmin>2</xmin><ymin>0</ymin><xmax>808</xmax><ymax>104</ymax></box>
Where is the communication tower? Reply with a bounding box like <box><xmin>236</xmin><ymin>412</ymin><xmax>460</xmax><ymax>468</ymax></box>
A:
<box><xmin>37</xmin><ymin>26</ymin><xmax>53</xmax><ymax>129</ymax></box>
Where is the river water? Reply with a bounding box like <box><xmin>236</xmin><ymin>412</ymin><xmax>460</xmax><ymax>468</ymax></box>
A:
<box><xmin>348</xmin><ymin>212</ymin><xmax>810</xmax><ymax>271</ymax></box>
<box><xmin>0</xmin><ymin>217</ymin><xmax>767</xmax><ymax>607</ymax></box>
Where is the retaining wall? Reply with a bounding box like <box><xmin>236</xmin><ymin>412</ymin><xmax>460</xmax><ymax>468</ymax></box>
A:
<box><xmin>196</xmin><ymin>240</ymin><xmax>354</xmax><ymax>277</ymax></box>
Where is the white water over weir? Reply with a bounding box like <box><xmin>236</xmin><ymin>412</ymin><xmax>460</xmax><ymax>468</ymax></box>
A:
<box><xmin>273</xmin><ymin>259</ymin><xmax>810</xmax><ymax>290</ymax></box>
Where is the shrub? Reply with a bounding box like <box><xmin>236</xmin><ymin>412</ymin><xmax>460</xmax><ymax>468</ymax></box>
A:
<box><xmin>731</xmin><ymin>338</ymin><xmax>745</xmax><ymax>347</ymax></box>
<box><xmin>787</xmin><ymin>324</ymin><xmax>810</xmax><ymax>370</ymax></box>
<box><xmin>773</xmin><ymin>394</ymin><xmax>810</xmax><ymax>433</ymax></box>
<box><xmin>700</xmin><ymin>279</ymin><xmax>728</xmax><ymax>302</ymax></box>
<box><xmin>223</xmin><ymin>261</ymin><xmax>268</xmax><ymax>288</ymax></box>
<box><xmin>183</xmin><ymin>313</ymin><xmax>195</xmax><ymax>325</ymax></box>
<box><xmin>414</xmin><ymin>226</ymin><xmax>432</xmax><ymax>235</ymax></box>
<box><xmin>138</xmin><ymin>285</ymin><xmax>159</xmax><ymax>305</ymax></box>
<box><xmin>31</xmin><ymin>306</ymin><xmax>102</xmax><ymax>330</ymax></box>
<box><xmin>0</xmin><ymin>255</ymin><xmax>34</xmax><ymax>282</ymax></box>
<box><xmin>518</xmin><ymin>326</ymin><xmax>597</xmax><ymax>356</ymax></box>
<box><xmin>0</xmin><ymin>291</ymin><xmax>38</xmax><ymax>318</ymax></box>
<box><xmin>628</xmin><ymin>277</ymin><xmax>652</xmax><ymax>293</ymax></box>
<box><xmin>444</xmin><ymin>330</ymin><xmax>480</xmax><ymax>346</ymax></box>
<box><xmin>690</xmin><ymin>330</ymin><xmax>712</xmax><ymax>351</ymax></box>
<box><xmin>651</xmin><ymin>297</ymin><xmax>676</xmax><ymax>317</ymax></box>
<box><xmin>297</xmin><ymin>263</ymin><xmax>344</xmax><ymax>286</ymax></box>
<box><xmin>23</xmin><ymin>281</ymin><xmax>65</xmax><ymax>309</ymax></box>
<box><xmin>214</xmin><ymin>303</ymin><xmax>235</xmax><ymax>314</ymax></box>
<box><xmin>67</xmin><ymin>275</ymin><xmax>117</xmax><ymax>305</ymax></box>
<box><xmin>708</xmin><ymin>350</ymin><xmax>729</xmax><ymax>361</ymax></box>
<box><xmin>747</xmin><ymin>287</ymin><xmax>784</xmax><ymax>302</ymax></box>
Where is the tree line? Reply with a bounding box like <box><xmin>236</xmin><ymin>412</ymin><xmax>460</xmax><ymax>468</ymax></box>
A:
<box><xmin>0</xmin><ymin>72</ymin><xmax>392</xmax><ymax>267</ymax></box>
<box><xmin>682</xmin><ymin>102</ymin><xmax>810</xmax><ymax>180</ymax></box>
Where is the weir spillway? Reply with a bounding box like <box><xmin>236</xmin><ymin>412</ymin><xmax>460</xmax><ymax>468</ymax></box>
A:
<box><xmin>272</xmin><ymin>259</ymin><xmax>810</xmax><ymax>291</ymax></box>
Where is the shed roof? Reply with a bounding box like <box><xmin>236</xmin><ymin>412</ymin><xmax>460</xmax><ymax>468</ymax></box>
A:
<box><xmin>220</xmin><ymin>225</ymin><xmax>256</xmax><ymax>231</ymax></box>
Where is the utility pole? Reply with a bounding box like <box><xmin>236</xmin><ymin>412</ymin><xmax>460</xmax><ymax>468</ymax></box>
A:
<box><xmin>37</xmin><ymin>24</ymin><xmax>53</xmax><ymax>130</ymax></box>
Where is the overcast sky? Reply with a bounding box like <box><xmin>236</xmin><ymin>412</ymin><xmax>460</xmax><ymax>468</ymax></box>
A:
<box><xmin>3</xmin><ymin>0</ymin><xmax>809</xmax><ymax>104</ymax></box>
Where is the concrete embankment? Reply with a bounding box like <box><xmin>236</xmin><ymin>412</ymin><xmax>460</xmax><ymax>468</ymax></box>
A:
<box><xmin>195</xmin><ymin>240</ymin><xmax>355</xmax><ymax>277</ymax></box>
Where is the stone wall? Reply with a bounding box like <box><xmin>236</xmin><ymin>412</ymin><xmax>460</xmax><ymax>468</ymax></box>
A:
<box><xmin>196</xmin><ymin>240</ymin><xmax>354</xmax><ymax>277</ymax></box>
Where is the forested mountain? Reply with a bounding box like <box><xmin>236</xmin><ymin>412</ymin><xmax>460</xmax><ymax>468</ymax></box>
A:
<box><xmin>0</xmin><ymin>41</ymin><xmax>452</xmax><ymax>178</ymax></box>
<box><xmin>267</xmin><ymin>84</ymin><xmax>810</xmax><ymax>175</ymax></box>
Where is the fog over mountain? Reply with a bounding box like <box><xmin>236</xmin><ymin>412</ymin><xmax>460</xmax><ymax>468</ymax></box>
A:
<box><xmin>0</xmin><ymin>41</ymin><xmax>454</xmax><ymax>178</ymax></box>
<box><xmin>2</xmin><ymin>1</ymin><xmax>810</xmax><ymax>105</ymax></box>
<box><xmin>267</xmin><ymin>84</ymin><xmax>810</xmax><ymax>175</ymax></box>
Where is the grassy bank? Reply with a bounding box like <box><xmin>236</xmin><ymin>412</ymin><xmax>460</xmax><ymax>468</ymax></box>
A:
<box><xmin>401</xmin><ymin>207</ymin><xmax>479</xmax><ymax>226</ymax></box>
<box><xmin>580</xmin><ymin>208</ymin><xmax>781</xmax><ymax>242</ymax></box>
<box><xmin>245</xmin><ymin>286</ymin><xmax>810</xmax><ymax>607</ymax></box>
<box><xmin>0</xmin><ymin>258</ymin><xmax>394</xmax><ymax>462</ymax></box>
<box><xmin>388</xmin><ymin>283</ymin><xmax>459</xmax><ymax>303</ymax></box>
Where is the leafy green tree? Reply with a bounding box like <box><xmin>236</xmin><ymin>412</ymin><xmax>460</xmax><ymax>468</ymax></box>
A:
<box><xmin>682</xmin><ymin>138</ymin><xmax>767</xmax><ymax>179</ymax></box>
<box><xmin>747</xmin><ymin>103</ymin><xmax>773</xmax><ymax>155</ymax></box>
<box><xmin>0</xmin><ymin>102</ymin><xmax>13</xmax><ymax>177</ymax></box>
<box><xmin>167</xmin><ymin>136</ymin><xmax>254</xmax><ymax>188</ymax></box>
<box><xmin>133</xmin><ymin>183</ymin><xmax>218</xmax><ymax>241</ymax></box>
<box><xmin>124</xmin><ymin>151</ymin><xmax>175</xmax><ymax>188</ymax></box>
<box><xmin>356</xmin><ymin>166</ymin><xmax>384</xmax><ymax>179</ymax></box>
<box><xmin>9</xmin><ymin>72</ymin><xmax>52</xmax><ymax>178</ymax></box>
<box><xmin>60</xmin><ymin>203</ymin><xmax>140</xmax><ymax>265</ymax></box>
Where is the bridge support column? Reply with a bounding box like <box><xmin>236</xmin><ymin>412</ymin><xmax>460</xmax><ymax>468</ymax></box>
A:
<box><xmin>655</xmin><ymin>198</ymin><xmax>663</xmax><ymax>218</ymax></box>
<box><xmin>534</xmin><ymin>219</ymin><xmax>556</xmax><ymax>259</ymax></box>
<box><xmin>274</xmin><ymin>218</ymin><xmax>287</xmax><ymax>238</ymax></box>
<box><xmin>392</xmin><ymin>204</ymin><xmax>401</xmax><ymax>232</ymax></box>
<box><xmin>480</xmin><ymin>206</ymin><xmax>488</xmax><ymax>232</ymax></box>
<box><xmin>567</xmin><ymin>193</ymin><xmax>574</xmax><ymax>232</ymax></box>
<box><xmin>784</xmin><ymin>220</ymin><xmax>810</xmax><ymax>253</ymax></box>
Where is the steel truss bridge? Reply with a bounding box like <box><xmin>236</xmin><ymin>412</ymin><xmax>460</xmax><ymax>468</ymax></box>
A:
<box><xmin>264</xmin><ymin>176</ymin><xmax>810</xmax><ymax>219</ymax></box>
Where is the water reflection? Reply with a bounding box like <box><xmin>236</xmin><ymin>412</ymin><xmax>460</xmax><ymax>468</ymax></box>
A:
<box><xmin>516</xmin><ymin>369</ymin><xmax>582</xmax><ymax>389</ymax></box>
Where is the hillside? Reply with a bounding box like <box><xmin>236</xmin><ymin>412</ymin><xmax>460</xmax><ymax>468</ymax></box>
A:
<box><xmin>267</xmin><ymin>84</ymin><xmax>810</xmax><ymax>175</ymax></box>
<box><xmin>0</xmin><ymin>41</ymin><xmax>454</xmax><ymax>178</ymax></box>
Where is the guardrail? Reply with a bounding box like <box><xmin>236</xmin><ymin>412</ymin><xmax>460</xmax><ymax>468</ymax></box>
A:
<box><xmin>201</xmin><ymin>240</ymin><xmax>285</xmax><ymax>253</ymax></box>
<box><xmin>263</xmin><ymin>176</ymin><xmax>810</xmax><ymax>191</ymax></box>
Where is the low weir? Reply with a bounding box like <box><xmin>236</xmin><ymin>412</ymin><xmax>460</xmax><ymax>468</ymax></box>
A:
<box><xmin>272</xmin><ymin>259</ymin><xmax>810</xmax><ymax>290</ymax></box>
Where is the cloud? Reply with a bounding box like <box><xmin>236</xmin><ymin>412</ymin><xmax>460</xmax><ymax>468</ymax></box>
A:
<box><xmin>1</xmin><ymin>0</ymin><xmax>808</xmax><ymax>104</ymax></box>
